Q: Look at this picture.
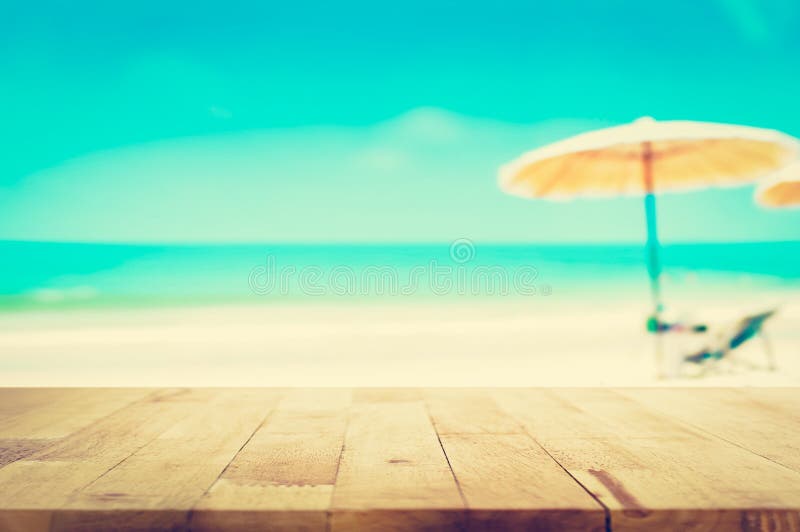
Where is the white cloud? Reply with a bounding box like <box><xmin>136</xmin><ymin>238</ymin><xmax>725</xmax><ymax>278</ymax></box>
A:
<box><xmin>1</xmin><ymin>109</ymin><xmax>629</xmax><ymax>243</ymax></box>
<box><xmin>716</xmin><ymin>0</ymin><xmax>771</xmax><ymax>45</ymax></box>
<box><xmin>382</xmin><ymin>107</ymin><xmax>467</xmax><ymax>142</ymax></box>
<box><xmin>351</xmin><ymin>147</ymin><xmax>408</xmax><ymax>172</ymax></box>
<box><xmin>714</xmin><ymin>0</ymin><xmax>798</xmax><ymax>46</ymax></box>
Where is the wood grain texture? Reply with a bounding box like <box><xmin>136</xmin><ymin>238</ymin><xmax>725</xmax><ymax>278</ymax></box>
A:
<box><xmin>0</xmin><ymin>389</ymin><xmax>85</xmax><ymax>420</ymax></box>
<box><xmin>494</xmin><ymin>388</ymin><xmax>800</xmax><ymax>532</ymax></box>
<box><xmin>0</xmin><ymin>388</ymin><xmax>198</xmax><ymax>531</ymax></box>
<box><xmin>54</xmin><ymin>389</ymin><xmax>281</xmax><ymax>531</ymax></box>
<box><xmin>0</xmin><ymin>439</ymin><xmax>52</xmax><ymax>468</ymax></box>
<box><xmin>425</xmin><ymin>389</ymin><xmax>606</xmax><ymax>530</ymax></box>
<box><xmin>0</xmin><ymin>388</ymin><xmax>798</xmax><ymax>532</ymax></box>
<box><xmin>192</xmin><ymin>389</ymin><xmax>350</xmax><ymax>532</ymax></box>
<box><xmin>424</xmin><ymin>388</ymin><xmax>523</xmax><ymax>435</ymax></box>
<box><xmin>0</xmin><ymin>389</ymin><xmax>276</xmax><ymax>532</ymax></box>
<box><xmin>617</xmin><ymin>388</ymin><xmax>800</xmax><ymax>473</ymax></box>
<box><xmin>330</xmin><ymin>394</ymin><xmax>465</xmax><ymax>531</ymax></box>
<box><xmin>0</xmin><ymin>388</ymin><xmax>149</xmax><ymax>440</ymax></box>
<box><xmin>0</xmin><ymin>388</ymin><xmax>150</xmax><ymax>473</ymax></box>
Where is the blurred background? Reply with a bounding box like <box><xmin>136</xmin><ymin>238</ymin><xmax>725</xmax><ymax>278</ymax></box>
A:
<box><xmin>1</xmin><ymin>0</ymin><xmax>799</xmax><ymax>385</ymax></box>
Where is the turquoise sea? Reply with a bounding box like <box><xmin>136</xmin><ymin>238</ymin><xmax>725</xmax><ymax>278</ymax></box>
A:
<box><xmin>2</xmin><ymin>241</ymin><xmax>799</xmax><ymax>311</ymax></box>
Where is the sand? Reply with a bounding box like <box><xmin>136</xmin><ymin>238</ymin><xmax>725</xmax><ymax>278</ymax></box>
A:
<box><xmin>1</xmin><ymin>291</ymin><xmax>798</xmax><ymax>387</ymax></box>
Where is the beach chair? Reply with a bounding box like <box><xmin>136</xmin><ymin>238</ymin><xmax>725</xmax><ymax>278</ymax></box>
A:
<box><xmin>646</xmin><ymin>313</ymin><xmax>709</xmax><ymax>377</ymax></box>
<box><xmin>683</xmin><ymin>310</ymin><xmax>777</xmax><ymax>372</ymax></box>
<box><xmin>647</xmin><ymin>315</ymin><xmax>707</xmax><ymax>333</ymax></box>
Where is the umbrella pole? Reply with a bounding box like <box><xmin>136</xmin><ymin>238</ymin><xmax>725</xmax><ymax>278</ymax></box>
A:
<box><xmin>642</xmin><ymin>141</ymin><xmax>665</xmax><ymax>377</ymax></box>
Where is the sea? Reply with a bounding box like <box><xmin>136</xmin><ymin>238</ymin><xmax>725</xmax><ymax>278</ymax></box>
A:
<box><xmin>2</xmin><ymin>240</ymin><xmax>799</xmax><ymax>311</ymax></box>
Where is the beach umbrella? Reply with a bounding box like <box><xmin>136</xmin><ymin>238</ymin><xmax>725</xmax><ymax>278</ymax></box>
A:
<box><xmin>499</xmin><ymin>117</ymin><xmax>799</xmax><ymax>370</ymax></box>
<box><xmin>756</xmin><ymin>162</ymin><xmax>800</xmax><ymax>208</ymax></box>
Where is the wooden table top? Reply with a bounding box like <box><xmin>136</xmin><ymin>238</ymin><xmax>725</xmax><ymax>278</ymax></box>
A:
<box><xmin>0</xmin><ymin>388</ymin><xmax>798</xmax><ymax>531</ymax></box>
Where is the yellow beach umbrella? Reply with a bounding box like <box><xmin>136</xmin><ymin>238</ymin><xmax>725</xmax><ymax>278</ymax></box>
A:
<box><xmin>499</xmin><ymin>117</ymin><xmax>799</xmax><ymax>366</ymax></box>
<box><xmin>756</xmin><ymin>162</ymin><xmax>800</xmax><ymax>208</ymax></box>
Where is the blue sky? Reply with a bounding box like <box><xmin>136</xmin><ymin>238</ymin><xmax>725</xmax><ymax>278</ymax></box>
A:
<box><xmin>2</xmin><ymin>0</ymin><xmax>800</xmax><ymax>242</ymax></box>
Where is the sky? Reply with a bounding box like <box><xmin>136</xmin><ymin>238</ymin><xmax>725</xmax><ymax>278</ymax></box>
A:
<box><xmin>1</xmin><ymin>0</ymin><xmax>800</xmax><ymax>243</ymax></box>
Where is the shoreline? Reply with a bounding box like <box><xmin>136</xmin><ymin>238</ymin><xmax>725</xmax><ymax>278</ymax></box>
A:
<box><xmin>2</xmin><ymin>291</ymin><xmax>798</xmax><ymax>387</ymax></box>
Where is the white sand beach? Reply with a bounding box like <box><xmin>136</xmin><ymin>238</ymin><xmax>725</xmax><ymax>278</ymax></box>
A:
<box><xmin>2</xmin><ymin>289</ymin><xmax>798</xmax><ymax>387</ymax></box>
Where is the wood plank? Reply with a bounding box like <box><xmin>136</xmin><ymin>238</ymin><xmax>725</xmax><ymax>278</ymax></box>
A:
<box><xmin>0</xmin><ymin>388</ymin><xmax>150</xmax><ymax>440</ymax></box>
<box><xmin>0</xmin><ymin>439</ymin><xmax>52</xmax><ymax>468</ymax></box>
<box><xmin>425</xmin><ymin>389</ymin><xmax>605</xmax><ymax>530</ymax></box>
<box><xmin>0</xmin><ymin>389</ymin><xmax>227</xmax><ymax>531</ymax></box>
<box><xmin>1</xmin><ymin>388</ymin><xmax>799</xmax><ymax>532</ymax></box>
<box><xmin>424</xmin><ymin>388</ymin><xmax>523</xmax><ymax>435</ymax></box>
<box><xmin>0</xmin><ymin>389</ymin><xmax>85</xmax><ymax>420</ymax></box>
<box><xmin>440</xmin><ymin>434</ymin><xmax>606</xmax><ymax>531</ymax></box>
<box><xmin>330</xmin><ymin>397</ymin><xmax>465</xmax><ymax>531</ymax></box>
<box><xmin>0</xmin><ymin>386</ymin><xmax>63</xmax><ymax>470</ymax></box>
<box><xmin>494</xmin><ymin>388</ymin><xmax>800</xmax><ymax>532</ymax></box>
<box><xmin>617</xmin><ymin>388</ymin><xmax>800</xmax><ymax>474</ymax></box>
<box><xmin>740</xmin><ymin>388</ymin><xmax>800</xmax><ymax>420</ymax></box>
<box><xmin>351</xmin><ymin>388</ymin><xmax>423</xmax><ymax>404</ymax></box>
<box><xmin>191</xmin><ymin>389</ymin><xmax>351</xmax><ymax>532</ymax></box>
<box><xmin>52</xmin><ymin>389</ymin><xmax>282</xmax><ymax>531</ymax></box>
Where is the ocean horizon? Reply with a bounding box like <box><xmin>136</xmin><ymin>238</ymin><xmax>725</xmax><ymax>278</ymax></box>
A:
<box><xmin>3</xmin><ymin>240</ymin><xmax>799</xmax><ymax>311</ymax></box>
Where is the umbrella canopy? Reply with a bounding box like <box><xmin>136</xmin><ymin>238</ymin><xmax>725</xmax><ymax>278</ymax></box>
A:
<box><xmin>500</xmin><ymin>117</ymin><xmax>799</xmax><ymax>198</ymax></box>
<box><xmin>499</xmin><ymin>117</ymin><xmax>799</xmax><ymax>375</ymax></box>
<box><xmin>756</xmin><ymin>162</ymin><xmax>800</xmax><ymax>208</ymax></box>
